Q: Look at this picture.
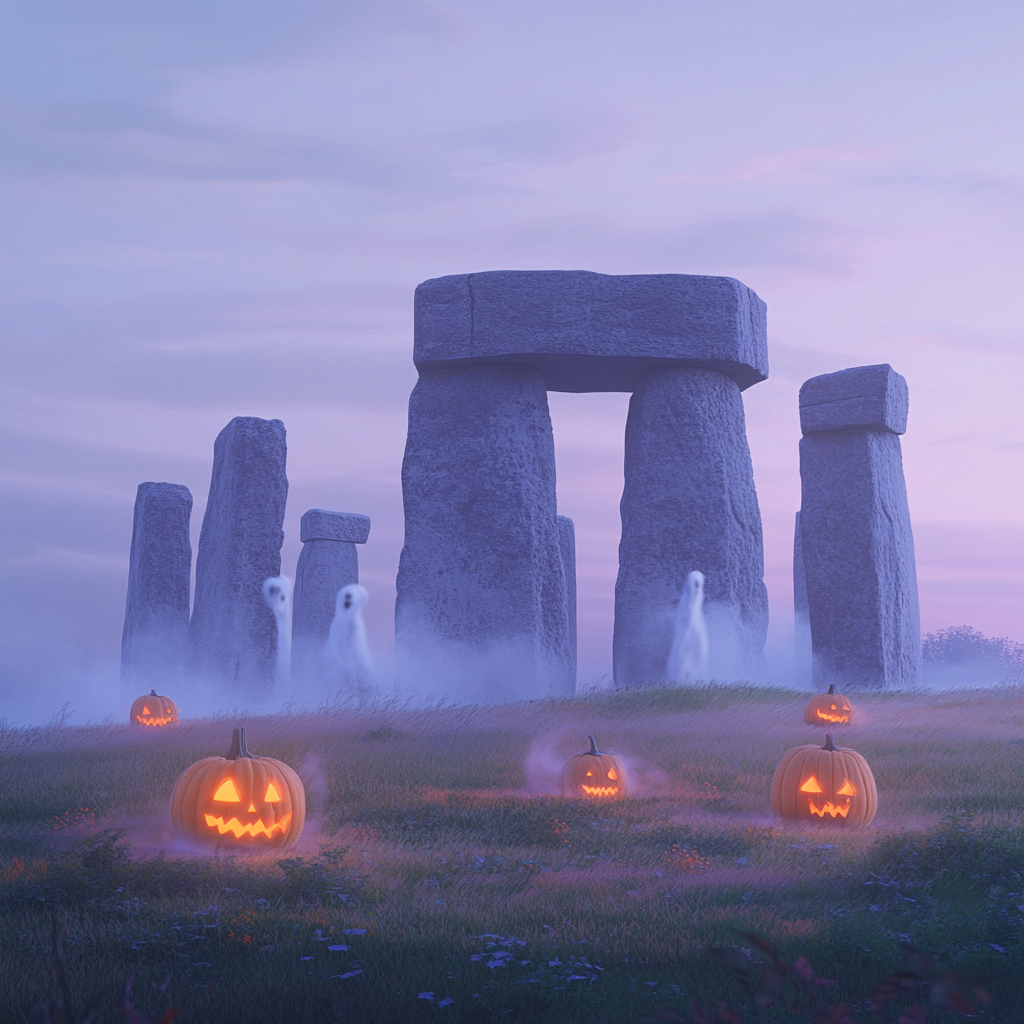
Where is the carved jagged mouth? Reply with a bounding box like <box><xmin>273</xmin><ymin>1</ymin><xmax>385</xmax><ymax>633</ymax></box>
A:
<box><xmin>136</xmin><ymin>715</ymin><xmax>174</xmax><ymax>726</ymax></box>
<box><xmin>815</xmin><ymin>710</ymin><xmax>850</xmax><ymax>723</ymax></box>
<box><xmin>808</xmin><ymin>800</ymin><xmax>851</xmax><ymax>818</ymax></box>
<box><xmin>580</xmin><ymin>785</ymin><xmax>620</xmax><ymax>798</ymax></box>
<box><xmin>203</xmin><ymin>812</ymin><xmax>293</xmax><ymax>839</ymax></box>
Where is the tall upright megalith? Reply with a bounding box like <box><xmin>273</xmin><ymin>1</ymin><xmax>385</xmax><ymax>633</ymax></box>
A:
<box><xmin>797</xmin><ymin>364</ymin><xmax>921</xmax><ymax>689</ymax></box>
<box><xmin>396</xmin><ymin>363</ymin><xmax>572</xmax><ymax>701</ymax></box>
<box><xmin>399</xmin><ymin>270</ymin><xmax>769</xmax><ymax>699</ymax></box>
<box><xmin>292</xmin><ymin>509</ymin><xmax>370</xmax><ymax>693</ymax></box>
<box><xmin>792</xmin><ymin>511</ymin><xmax>812</xmax><ymax>686</ymax></box>
<box><xmin>188</xmin><ymin>417</ymin><xmax>288</xmax><ymax>699</ymax></box>
<box><xmin>615</xmin><ymin>366</ymin><xmax>768</xmax><ymax>684</ymax></box>
<box><xmin>557</xmin><ymin>515</ymin><xmax>578</xmax><ymax>693</ymax></box>
<box><xmin>121</xmin><ymin>482</ymin><xmax>192</xmax><ymax>690</ymax></box>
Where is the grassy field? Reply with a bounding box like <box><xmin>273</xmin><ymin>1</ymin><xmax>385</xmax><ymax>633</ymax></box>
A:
<box><xmin>1</xmin><ymin>683</ymin><xmax>1022</xmax><ymax>1023</ymax></box>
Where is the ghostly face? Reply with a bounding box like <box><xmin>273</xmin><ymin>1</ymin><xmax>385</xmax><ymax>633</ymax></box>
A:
<box><xmin>262</xmin><ymin>576</ymin><xmax>292</xmax><ymax>615</ymax></box>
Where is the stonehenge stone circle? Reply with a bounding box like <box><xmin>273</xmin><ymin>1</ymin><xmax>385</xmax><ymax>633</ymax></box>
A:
<box><xmin>292</xmin><ymin>509</ymin><xmax>370</xmax><ymax>690</ymax></box>
<box><xmin>187</xmin><ymin>417</ymin><xmax>288</xmax><ymax>699</ymax></box>
<box><xmin>398</xmin><ymin>270</ymin><xmax>769</xmax><ymax>698</ymax></box>
<box><xmin>121</xmin><ymin>482</ymin><xmax>192</xmax><ymax>690</ymax></box>
<box><xmin>797</xmin><ymin>364</ymin><xmax>922</xmax><ymax>689</ymax></box>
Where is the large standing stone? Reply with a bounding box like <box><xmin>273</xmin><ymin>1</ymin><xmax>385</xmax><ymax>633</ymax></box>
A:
<box><xmin>395</xmin><ymin>363</ymin><xmax>572</xmax><ymax>701</ymax></box>
<box><xmin>614</xmin><ymin>367</ymin><xmax>768</xmax><ymax>684</ymax></box>
<box><xmin>292</xmin><ymin>509</ymin><xmax>370</xmax><ymax>692</ymax></box>
<box><xmin>121</xmin><ymin>482</ymin><xmax>192</xmax><ymax>690</ymax></box>
<box><xmin>797</xmin><ymin>364</ymin><xmax>921</xmax><ymax>689</ymax></box>
<box><xmin>187</xmin><ymin>417</ymin><xmax>288</xmax><ymax>699</ymax></box>
<box><xmin>557</xmin><ymin>515</ymin><xmax>577</xmax><ymax>693</ymax></box>
<box><xmin>402</xmin><ymin>270</ymin><xmax>769</xmax><ymax>702</ymax></box>
<box><xmin>792</xmin><ymin>511</ymin><xmax>812</xmax><ymax>686</ymax></box>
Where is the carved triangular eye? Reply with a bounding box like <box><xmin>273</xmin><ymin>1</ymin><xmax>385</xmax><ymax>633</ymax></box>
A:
<box><xmin>213</xmin><ymin>778</ymin><xmax>241</xmax><ymax>802</ymax></box>
<box><xmin>606</xmin><ymin>769</ymin><xmax>617</xmax><ymax>781</ymax></box>
<box><xmin>800</xmin><ymin>776</ymin><xmax>823</xmax><ymax>793</ymax></box>
<box><xmin>837</xmin><ymin>780</ymin><xmax>856</xmax><ymax>796</ymax></box>
<box><xmin>830</xmin><ymin>704</ymin><xmax>837</xmax><ymax>710</ymax></box>
<box><xmin>585</xmin><ymin>770</ymin><xmax>594</xmax><ymax>776</ymax></box>
<box><xmin>265</xmin><ymin>782</ymin><xmax>282</xmax><ymax>802</ymax></box>
<box><xmin>141</xmin><ymin>706</ymin><xmax>150</xmax><ymax>716</ymax></box>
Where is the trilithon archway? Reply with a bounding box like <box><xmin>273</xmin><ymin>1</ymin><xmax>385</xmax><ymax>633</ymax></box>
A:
<box><xmin>395</xmin><ymin>270</ymin><xmax>769</xmax><ymax>701</ymax></box>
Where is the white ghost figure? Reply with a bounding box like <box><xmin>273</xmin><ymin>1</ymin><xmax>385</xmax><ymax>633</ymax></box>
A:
<box><xmin>262</xmin><ymin>576</ymin><xmax>292</xmax><ymax>686</ymax></box>
<box><xmin>324</xmin><ymin>583</ymin><xmax>374</xmax><ymax>695</ymax></box>
<box><xmin>666</xmin><ymin>570</ymin><xmax>709</xmax><ymax>683</ymax></box>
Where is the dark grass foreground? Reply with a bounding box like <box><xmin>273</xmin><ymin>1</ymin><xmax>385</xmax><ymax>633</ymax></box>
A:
<box><xmin>1</xmin><ymin>684</ymin><xmax>1021</xmax><ymax>1023</ymax></box>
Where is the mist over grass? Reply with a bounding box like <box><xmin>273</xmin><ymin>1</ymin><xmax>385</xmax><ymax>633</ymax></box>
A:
<box><xmin>1</xmin><ymin>683</ymin><xmax>1021</xmax><ymax>1022</ymax></box>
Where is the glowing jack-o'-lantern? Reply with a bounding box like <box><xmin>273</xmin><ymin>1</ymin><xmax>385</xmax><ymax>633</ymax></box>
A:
<box><xmin>130</xmin><ymin>690</ymin><xmax>178</xmax><ymax>727</ymax></box>
<box><xmin>770</xmin><ymin>733</ymin><xmax>877</xmax><ymax>829</ymax></box>
<box><xmin>803</xmin><ymin>684</ymin><xmax>854</xmax><ymax>726</ymax></box>
<box><xmin>170</xmin><ymin>728</ymin><xmax>305</xmax><ymax>850</ymax></box>
<box><xmin>561</xmin><ymin>735</ymin><xmax>626</xmax><ymax>799</ymax></box>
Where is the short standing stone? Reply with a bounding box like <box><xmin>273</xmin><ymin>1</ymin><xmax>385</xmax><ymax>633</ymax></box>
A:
<box><xmin>797</xmin><ymin>365</ymin><xmax>921</xmax><ymax>689</ymax></box>
<box><xmin>292</xmin><ymin>510</ymin><xmax>370</xmax><ymax>691</ymax></box>
<box><xmin>395</xmin><ymin>363</ymin><xmax>572</xmax><ymax>701</ymax></box>
<box><xmin>121</xmin><ymin>482</ymin><xmax>192</xmax><ymax>689</ymax></box>
<box><xmin>614</xmin><ymin>367</ymin><xmax>768</xmax><ymax>684</ymax></box>
<box><xmin>187</xmin><ymin>417</ymin><xmax>288</xmax><ymax>699</ymax></box>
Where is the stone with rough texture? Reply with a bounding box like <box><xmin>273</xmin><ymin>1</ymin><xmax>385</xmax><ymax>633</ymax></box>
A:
<box><xmin>415</xmin><ymin>271</ymin><xmax>768</xmax><ymax>392</ymax></box>
<box><xmin>187</xmin><ymin>417</ymin><xmax>288</xmax><ymax>699</ymax></box>
<box><xmin>395</xmin><ymin>364</ymin><xmax>572</xmax><ymax>701</ymax></box>
<box><xmin>300</xmin><ymin>509</ymin><xmax>370</xmax><ymax>544</ymax></box>
<box><xmin>557</xmin><ymin>515</ymin><xmax>577</xmax><ymax>694</ymax></box>
<box><xmin>614</xmin><ymin>367</ymin><xmax>768</xmax><ymax>685</ymax></box>
<box><xmin>121</xmin><ymin>482</ymin><xmax>193</xmax><ymax>689</ymax></box>
<box><xmin>792</xmin><ymin>511</ymin><xmax>812</xmax><ymax>687</ymax></box>
<box><xmin>798</xmin><ymin>366</ymin><xmax>921</xmax><ymax>689</ymax></box>
<box><xmin>292</xmin><ymin>511</ymin><xmax>368</xmax><ymax>691</ymax></box>
<box><xmin>799</xmin><ymin>363</ymin><xmax>908</xmax><ymax>435</ymax></box>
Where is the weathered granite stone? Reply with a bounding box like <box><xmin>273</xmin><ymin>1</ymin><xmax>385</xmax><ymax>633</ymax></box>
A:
<box><xmin>557</xmin><ymin>515</ymin><xmax>577</xmax><ymax>694</ymax></box>
<box><xmin>614</xmin><ymin>367</ymin><xmax>768</xmax><ymax>685</ymax></box>
<box><xmin>798</xmin><ymin>365</ymin><xmax>921</xmax><ymax>689</ymax></box>
<box><xmin>292</xmin><ymin>510</ymin><xmax>369</xmax><ymax>691</ymax></box>
<box><xmin>187</xmin><ymin>417</ymin><xmax>288</xmax><ymax>699</ymax></box>
<box><xmin>799</xmin><ymin>363</ymin><xmax>908</xmax><ymax>435</ymax></box>
<box><xmin>121</xmin><ymin>482</ymin><xmax>192</xmax><ymax>690</ymax></box>
<box><xmin>793</xmin><ymin>511</ymin><xmax>812</xmax><ymax>687</ymax></box>
<box><xmin>415</xmin><ymin>271</ymin><xmax>768</xmax><ymax>392</ymax></box>
<box><xmin>395</xmin><ymin>364</ymin><xmax>572</xmax><ymax>701</ymax></box>
<box><xmin>300</xmin><ymin>508</ymin><xmax>370</xmax><ymax>544</ymax></box>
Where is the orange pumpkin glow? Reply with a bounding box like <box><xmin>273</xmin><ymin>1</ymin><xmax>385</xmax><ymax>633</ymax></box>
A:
<box><xmin>170</xmin><ymin>728</ymin><xmax>305</xmax><ymax>850</ymax></box>
<box><xmin>561</xmin><ymin>735</ymin><xmax>626</xmax><ymax>799</ymax></box>
<box><xmin>771</xmin><ymin>734</ymin><xmax>877</xmax><ymax>829</ymax></box>
<box><xmin>130</xmin><ymin>690</ymin><xmax>178</xmax><ymax>727</ymax></box>
<box><xmin>803</xmin><ymin>684</ymin><xmax>854</xmax><ymax>726</ymax></box>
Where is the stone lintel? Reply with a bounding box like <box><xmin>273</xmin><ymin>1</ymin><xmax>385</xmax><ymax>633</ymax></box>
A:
<box><xmin>300</xmin><ymin>509</ymin><xmax>370</xmax><ymax>544</ymax></box>
<box><xmin>800</xmin><ymin>364</ymin><xmax>908</xmax><ymax>435</ymax></box>
<box><xmin>414</xmin><ymin>271</ymin><xmax>768</xmax><ymax>392</ymax></box>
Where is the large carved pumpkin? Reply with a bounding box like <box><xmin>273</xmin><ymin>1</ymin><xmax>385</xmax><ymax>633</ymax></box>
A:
<box><xmin>130</xmin><ymin>690</ymin><xmax>178</xmax><ymax>727</ymax></box>
<box><xmin>170</xmin><ymin>728</ymin><xmax>305</xmax><ymax>850</ymax></box>
<box><xmin>771</xmin><ymin>733</ymin><xmax>877</xmax><ymax>829</ymax></box>
<box><xmin>561</xmin><ymin>735</ymin><xmax>625</xmax><ymax>799</ymax></box>
<box><xmin>803</xmin><ymin>684</ymin><xmax>854</xmax><ymax>726</ymax></box>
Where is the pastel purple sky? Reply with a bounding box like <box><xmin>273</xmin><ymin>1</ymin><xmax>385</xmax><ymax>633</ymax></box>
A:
<box><xmin>1</xmin><ymin>1</ymin><xmax>1022</xmax><ymax>724</ymax></box>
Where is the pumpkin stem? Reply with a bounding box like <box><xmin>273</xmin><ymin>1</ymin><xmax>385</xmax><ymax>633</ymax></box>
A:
<box><xmin>587</xmin><ymin>735</ymin><xmax>601</xmax><ymax>755</ymax></box>
<box><xmin>822</xmin><ymin>733</ymin><xmax>838</xmax><ymax>752</ymax></box>
<box><xmin>827</xmin><ymin>684</ymin><xmax>835</xmax><ymax>694</ymax></box>
<box><xmin>227</xmin><ymin>727</ymin><xmax>258</xmax><ymax>760</ymax></box>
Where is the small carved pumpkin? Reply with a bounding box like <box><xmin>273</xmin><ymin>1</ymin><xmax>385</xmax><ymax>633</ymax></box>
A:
<box><xmin>803</xmin><ymin>684</ymin><xmax>854</xmax><ymax>726</ymax></box>
<box><xmin>561</xmin><ymin>735</ymin><xmax>625</xmax><ymax>799</ymax></box>
<box><xmin>170</xmin><ymin>728</ymin><xmax>305</xmax><ymax>850</ymax></box>
<box><xmin>130</xmin><ymin>690</ymin><xmax>178</xmax><ymax>727</ymax></box>
<box><xmin>771</xmin><ymin>733</ymin><xmax>877</xmax><ymax>829</ymax></box>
